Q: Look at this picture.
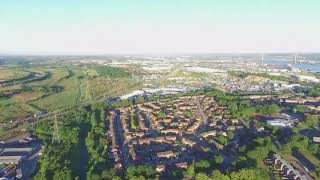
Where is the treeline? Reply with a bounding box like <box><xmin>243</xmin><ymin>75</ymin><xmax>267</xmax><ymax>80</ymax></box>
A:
<box><xmin>182</xmin><ymin>166</ymin><xmax>269</xmax><ymax>180</ymax></box>
<box><xmin>136</xmin><ymin>155</ymin><xmax>270</xmax><ymax>180</ymax></box>
<box><xmin>33</xmin><ymin>102</ymin><xmax>121</xmax><ymax>180</ymax></box>
<box><xmin>206</xmin><ymin>89</ymin><xmax>281</xmax><ymax>120</ymax></box>
<box><xmin>228</xmin><ymin>71</ymin><xmax>291</xmax><ymax>82</ymax></box>
<box><xmin>85</xmin><ymin>105</ymin><xmax>118</xmax><ymax>179</ymax></box>
<box><xmin>33</xmin><ymin>108</ymin><xmax>88</xmax><ymax>180</ymax></box>
<box><xmin>305</xmin><ymin>85</ymin><xmax>320</xmax><ymax>97</ymax></box>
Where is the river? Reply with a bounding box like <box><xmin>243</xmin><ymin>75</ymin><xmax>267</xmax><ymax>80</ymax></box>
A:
<box><xmin>264</xmin><ymin>58</ymin><xmax>320</xmax><ymax>73</ymax></box>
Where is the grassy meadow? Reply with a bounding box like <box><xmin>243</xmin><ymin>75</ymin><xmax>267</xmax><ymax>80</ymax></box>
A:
<box><xmin>0</xmin><ymin>65</ymin><xmax>139</xmax><ymax>122</ymax></box>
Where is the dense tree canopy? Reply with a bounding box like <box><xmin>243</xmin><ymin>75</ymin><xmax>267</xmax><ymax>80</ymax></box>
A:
<box><xmin>126</xmin><ymin>165</ymin><xmax>156</xmax><ymax>179</ymax></box>
<box><xmin>256</xmin><ymin>104</ymin><xmax>281</xmax><ymax>116</ymax></box>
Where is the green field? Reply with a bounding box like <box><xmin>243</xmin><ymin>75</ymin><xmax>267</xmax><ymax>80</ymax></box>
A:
<box><xmin>0</xmin><ymin>65</ymin><xmax>140</xmax><ymax>122</ymax></box>
<box><xmin>0</xmin><ymin>69</ymin><xmax>29</xmax><ymax>82</ymax></box>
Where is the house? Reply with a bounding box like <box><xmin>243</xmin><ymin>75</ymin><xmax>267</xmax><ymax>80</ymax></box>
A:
<box><xmin>156</xmin><ymin>165</ymin><xmax>165</xmax><ymax>173</ymax></box>
<box><xmin>200</xmin><ymin>131</ymin><xmax>217</xmax><ymax>138</ymax></box>
<box><xmin>176</xmin><ymin>162</ymin><xmax>188</xmax><ymax>169</ymax></box>
<box><xmin>266</xmin><ymin>119</ymin><xmax>292</xmax><ymax>127</ymax></box>
<box><xmin>254</xmin><ymin>125</ymin><xmax>265</xmax><ymax>133</ymax></box>
<box><xmin>0</xmin><ymin>156</ymin><xmax>23</xmax><ymax>164</ymax></box>
<box><xmin>128</xmin><ymin>144</ymin><xmax>137</xmax><ymax>160</ymax></box>
<box><xmin>313</xmin><ymin>137</ymin><xmax>320</xmax><ymax>143</ymax></box>
<box><xmin>156</xmin><ymin>151</ymin><xmax>176</xmax><ymax>159</ymax></box>
<box><xmin>182</xmin><ymin>138</ymin><xmax>196</xmax><ymax>147</ymax></box>
<box><xmin>163</xmin><ymin>118</ymin><xmax>172</xmax><ymax>124</ymax></box>
<box><xmin>16</xmin><ymin>168</ymin><xmax>22</xmax><ymax>179</ymax></box>
<box><xmin>166</xmin><ymin>136</ymin><xmax>177</xmax><ymax>142</ymax></box>
<box><xmin>111</xmin><ymin>135</ymin><xmax>118</xmax><ymax>153</ymax></box>
<box><xmin>227</xmin><ymin>126</ymin><xmax>236</xmax><ymax>131</ymax></box>
<box><xmin>139</xmin><ymin>138</ymin><xmax>154</xmax><ymax>145</ymax></box>
<box><xmin>209</xmin><ymin>121</ymin><xmax>217</xmax><ymax>127</ymax></box>
<box><xmin>305</xmin><ymin>105</ymin><xmax>320</xmax><ymax>111</ymax></box>
<box><xmin>186</xmin><ymin>122</ymin><xmax>200</xmax><ymax>133</ymax></box>
<box><xmin>230</xmin><ymin>119</ymin><xmax>239</xmax><ymax>124</ymax></box>
<box><xmin>179</xmin><ymin>105</ymin><xmax>191</xmax><ymax>111</ymax></box>
<box><xmin>0</xmin><ymin>148</ymin><xmax>33</xmax><ymax>156</ymax></box>
<box><xmin>138</xmin><ymin>119</ymin><xmax>147</xmax><ymax>130</ymax></box>
<box><xmin>161</xmin><ymin>129</ymin><xmax>179</xmax><ymax>134</ymax></box>
<box><xmin>217</xmin><ymin>131</ymin><xmax>227</xmax><ymax>137</ymax></box>
<box><xmin>211</xmin><ymin>140</ymin><xmax>224</xmax><ymax>150</ymax></box>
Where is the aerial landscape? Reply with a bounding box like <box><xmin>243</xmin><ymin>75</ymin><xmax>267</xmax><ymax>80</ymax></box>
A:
<box><xmin>0</xmin><ymin>1</ymin><xmax>320</xmax><ymax>180</ymax></box>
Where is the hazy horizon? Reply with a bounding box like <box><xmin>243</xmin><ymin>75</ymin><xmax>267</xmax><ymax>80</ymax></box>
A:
<box><xmin>1</xmin><ymin>51</ymin><xmax>320</xmax><ymax>56</ymax></box>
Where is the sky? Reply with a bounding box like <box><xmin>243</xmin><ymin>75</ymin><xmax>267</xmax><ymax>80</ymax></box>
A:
<box><xmin>0</xmin><ymin>0</ymin><xmax>320</xmax><ymax>55</ymax></box>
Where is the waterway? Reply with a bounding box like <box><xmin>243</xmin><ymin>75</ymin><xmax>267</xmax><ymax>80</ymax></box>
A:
<box><xmin>264</xmin><ymin>58</ymin><xmax>320</xmax><ymax>73</ymax></box>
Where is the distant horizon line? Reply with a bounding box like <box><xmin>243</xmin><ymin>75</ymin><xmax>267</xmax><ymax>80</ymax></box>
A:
<box><xmin>1</xmin><ymin>51</ymin><xmax>320</xmax><ymax>56</ymax></box>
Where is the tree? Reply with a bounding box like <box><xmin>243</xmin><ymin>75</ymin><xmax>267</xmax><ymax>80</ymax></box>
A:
<box><xmin>239</xmin><ymin>107</ymin><xmax>255</xmax><ymax>120</ymax></box>
<box><xmin>305</xmin><ymin>116</ymin><xmax>318</xmax><ymax>127</ymax></box>
<box><xmin>282</xmin><ymin>144</ymin><xmax>292</xmax><ymax>154</ymax></box>
<box><xmin>292</xmin><ymin>105</ymin><xmax>306</xmax><ymax>113</ymax></box>
<box><xmin>183</xmin><ymin>164</ymin><xmax>195</xmax><ymax>178</ymax></box>
<box><xmin>217</xmin><ymin>135</ymin><xmax>228</xmax><ymax>145</ymax></box>
<box><xmin>227</xmin><ymin>131</ymin><xmax>234</xmax><ymax>140</ymax></box>
<box><xmin>87</xmin><ymin>173</ymin><xmax>101</xmax><ymax>180</ymax></box>
<box><xmin>195</xmin><ymin>172</ymin><xmax>210</xmax><ymax>180</ymax></box>
<box><xmin>184</xmin><ymin>109</ymin><xmax>193</xmax><ymax>118</ymax></box>
<box><xmin>53</xmin><ymin>168</ymin><xmax>72</xmax><ymax>180</ymax></box>
<box><xmin>21</xmin><ymin>84</ymin><xmax>32</xmax><ymax>92</ymax></box>
<box><xmin>247</xmin><ymin>137</ymin><xmax>275</xmax><ymax>162</ymax></box>
<box><xmin>101</xmin><ymin>169</ymin><xmax>116</xmax><ymax>179</ymax></box>
<box><xmin>171</xmin><ymin>170</ymin><xmax>183</xmax><ymax>179</ymax></box>
<box><xmin>214</xmin><ymin>155</ymin><xmax>224</xmax><ymax>165</ymax></box>
<box><xmin>308</xmin><ymin>143</ymin><xmax>319</xmax><ymax>154</ymax></box>
<box><xmin>247</xmin><ymin>147</ymin><xmax>269</xmax><ymax>162</ymax></box>
<box><xmin>238</xmin><ymin>100</ymin><xmax>250</xmax><ymax>109</ymax></box>
<box><xmin>0</xmin><ymin>127</ymin><xmax>6</xmax><ymax>134</ymax></box>
<box><xmin>157</xmin><ymin>111</ymin><xmax>167</xmax><ymax>119</ymax></box>
<box><xmin>34</xmin><ymin>110</ymin><xmax>84</xmax><ymax>180</ymax></box>
<box><xmin>136</xmin><ymin>96</ymin><xmax>144</xmax><ymax>104</ymax></box>
<box><xmin>306</xmin><ymin>86</ymin><xmax>320</xmax><ymax>97</ymax></box>
<box><xmin>257</xmin><ymin>104</ymin><xmax>281</xmax><ymax>116</ymax></box>
<box><xmin>90</xmin><ymin>113</ymin><xmax>98</xmax><ymax>127</ymax></box>
<box><xmin>126</xmin><ymin>165</ymin><xmax>155</xmax><ymax>179</ymax></box>
<box><xmin>195</xmin><ymin>160</ymin><xmax>210</xmax><ymax>171</ymax></box>
<box><xmin>129</xmin><ymin>176</ymin><xmax>146</xmax><ymax>180</ymax></box>
<box><xmin>211</xmin><ymin>170</ymin><xmax>230</xmax><ymax>180</ymax></box>
<box><xmin>112</xmin><ymin>176</ymin><xmax>121</xmax><ymax>180</ymax></box>
<box><xmin>229</xmin><ymin>102</ymin><xmax>238</xmax><ymax>117</ymax></box>
<box><xmin>100</xmin><ymin>108</ymin><xmax>106</xmax><ymax>123</ymax></box>
<box><xmin>316</xmin><ymin>165</ymin><xmax>320</xmax><ymax>177</ymax></box>
<box><xmin>230</xmin><ymin>168</ymin><xmax>269</xmax><ymax>180</ymax></box>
